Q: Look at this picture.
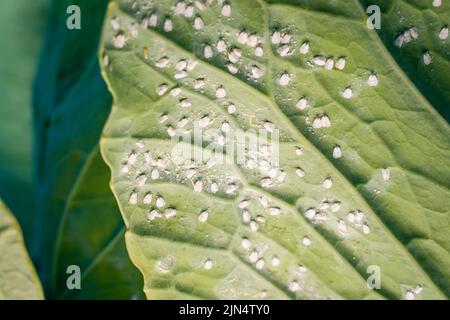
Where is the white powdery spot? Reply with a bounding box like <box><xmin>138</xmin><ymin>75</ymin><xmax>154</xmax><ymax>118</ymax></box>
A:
<box><xmin>368</xmin><ymin>73</ymin><xmax>379</xmax><ymax>87</ymax></box>
<box><xmin>278</xmin><ymin>72</ymin><xmax>291</xmax><ymax>86</ymax></box>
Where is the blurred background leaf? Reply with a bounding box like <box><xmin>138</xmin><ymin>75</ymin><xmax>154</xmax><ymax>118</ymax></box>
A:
<box><xmin>32</xmin><ymin>0</ymin><xmax>143</xmax><ymax>299</ymax></box>
<box><xmin>0</xmin><ymin>0</ymin><xmax>48</xmax><ymax>245</ymax></box>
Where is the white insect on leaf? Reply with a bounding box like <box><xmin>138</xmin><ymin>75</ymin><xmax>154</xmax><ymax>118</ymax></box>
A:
<box><xmin>215</xmin><ymin>86</ymin><xmax>227</xmax><ymax>98</ymax></box>
<box><xmin>216</xmin><ymin>38</ymin><xmax>227</xmax><ymax>52</ymax></box>
<box><xmin>423</xmin><ymin>51</ymin><xmax>432</xmax><ymax>65</ymax></box>
<box><xmin>271</xmin><ymin>31</ymin><xmax>281</xmax><ymax>44</ymax></box>
<box><xmin>198</xmin><ymin>210</ymin><xmax>209</xmax><ymax>222</ymax></box>
<box><xmin>194</xmin><ymin>16</ymin><xmax>204</xmax><ymax>30</ymax></box>
<box><xmin>335</xmin><ymin>57</ymin><xmax>346</xmax><ymax>70</ymax></box>
<box><xmin>143</xmin><ymin>192</ymin><xmax>152</xmax><ymax>204</ymax></box>
<box><xmin>203</xmin><ymin>44</ymin><xmax>213</xmax><ymax>59</ymax></box>
<box><xmin>323</xmin><ymin>177</ymin><xmax>333</xmax><ymax>189</ymax></box>
<box><xmin>439</xmin><ymin>26</ymin><xmax>449</xmax><ymax>40</ymax></box>
<box><xmin>128</xmin><ymin>191</ymin><xmax>138</xmax><ymax>205</ymax></box>
<box><xmin>241</xmin><ymin>237</ymin><xmax>251</xmax><ymax>249</ymax></box>
<box><xmin>332</xmin><ymin>146</ymin><xmax>342</xmax><ymax>159</ymax></box>
<box><xmin>237</xmin><ymin>31</ymin><xmax>248</xmax><ymax>44</ymax></box>
<box><xmin>299</xmin><ymin>41</ymin><xmax>310</xmax><ymax>54</ymax></box>
<box><xmin>184</xmin><ymin>5</ymin><xmax>194</xmax><ymax>18</ymax></box>
<box><xmin>368</xmin><ymin>73</ymin><xmax>379</xmax><ymax>87</ymax></box>
<box><xmin>279</xmin><ymin>72</ymin><xmax>291</xmax><ymax>86</ymax></box>
<box><xmin>112</xmin><ymin>33</ymin><xmax>127</xmax><ymax>48</ymax></box>
<box><xmin>221</xmin><ymin>3</ymin><xmax>231</xmax><ymax>17</ymax></box>
<box><xmin>163</xmin><ymin>18</ymin><xmax>173</xmax><ymax>32</ymax></box>
<box><xmin>149</xmin><ymin>14</ymin><xmax>158</xmax><ymax>27</ymax></box>
<box><xmin>295</xmin><ymin>167</ymin><xmax>305</xmax><ymax>178</ymax></box>
<box><xmin>382</xmin><ymin>168</ymin><xmax>391</xmax><ymax>182</ymax></box>
<box><xmin>255</xmin><ymin>258</ymin><xmax>265</xmax><ymax>270</ymax></box>
<box><xmin>204</xmin><ymin>258</ymin><xmax>213</xmax><ymax>270</ymax></box>
<box><xmin>342</xmin><ymin>86</ymin><xmax>353</xmax><ymax>99</ymax></box>
<box><xmin>255</xmin><ymin>46</ymin><xmax>264</xmax><ymax>57</ymax></box>
<box><xmin>156</xmin><ymin>196</ymin><xmax>166</xmax><ymax>208</ymax></box>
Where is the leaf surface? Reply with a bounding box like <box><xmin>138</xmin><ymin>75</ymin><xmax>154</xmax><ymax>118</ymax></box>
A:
<box><xmin>0</xmin><ymin>200</ymin><xmax>43</xmax><ymax>300</ymax></box>
<box><xmin>100</xmin><ymin>0</ymin><xmax>450</xmax><ymax>299</ymax></box>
